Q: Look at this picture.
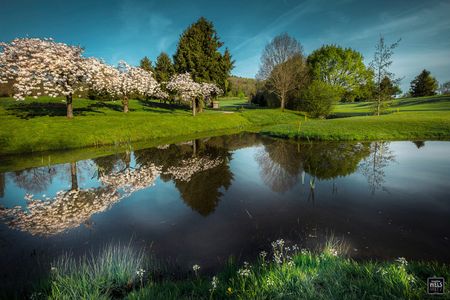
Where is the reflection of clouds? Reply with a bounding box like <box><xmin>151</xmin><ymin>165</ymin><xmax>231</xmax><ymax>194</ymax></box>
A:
<box><xmin>164</xmin><ymin>157</ymin><xmax>223</xmax><ymax>182</ymax></box>
<box><xmin>0</xmin><ymin>164</ymin><xmax>161</xmax><ymax>236</ymax></box>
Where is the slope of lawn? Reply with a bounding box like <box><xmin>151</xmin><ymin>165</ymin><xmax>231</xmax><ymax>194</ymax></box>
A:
<box><xmin>0</xmin><ymin>95</ymin><xmax>449</xmax><ymax>157</ymax></box>
<box><xmin>0</xmin><ymin>96</ymin><xmax>300</xmax><ymax>156</ymax></box>
<box><xmin>264</xmin><ymin>95</ymin><xmax>450</xmax><ymax>140</ymax></box>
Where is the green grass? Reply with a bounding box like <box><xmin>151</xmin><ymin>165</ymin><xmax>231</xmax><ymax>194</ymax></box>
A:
<box><xmin>41</xmin><ymin>244</ymin><xmax>148</xmax><ymax>300</ymax></box>
<box><xmin>35</xmin><ymin>240</ymin><xmax>450</xmax><ymax>300</ymax></box>
<box><xmin>0</xmin><ymin>96</ymin><xmax>302</xmax><ymax>156</ymax></box>
<box><xmin>0</xmin><ymin>95</ymin><xmax>449</xmax><ymax>157</ymax></box>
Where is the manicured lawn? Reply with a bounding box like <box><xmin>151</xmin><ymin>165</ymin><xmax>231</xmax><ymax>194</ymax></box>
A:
<box><xmin>0</xmin><ymin>95</ymin><xmax>449</xmax><ymax>156</ymax></box>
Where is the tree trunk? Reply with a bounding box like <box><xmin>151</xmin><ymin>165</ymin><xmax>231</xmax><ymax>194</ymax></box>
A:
<box><xmin>280</xmin><ymin>94</ymin><xmax>285</xmax><ymax>112</ymax></box>
<box><xmin>197</xmin><ymin>98</ymin><xmax>203</xmax><ymax>113</ymax></box>
<box><xmin>192</xmin><ymin>98</ymin><xmax>196</xmax><ymax>116</ymax></box>
<box><xmin>123</xmin><ymin>96</ymin><xmax>129</xmax><ymax>113</ymax></box>
<box><xmin>377</xmin><ymin>97</ymin><xmax>381</xmax><ymax>116</ymax></box>
<box><xmin>66</xmin><ymin>93</ymin><xmax>74</xmax><ymax>119</ymax></box>
<box><xmin>70</xmin><ymin>162</ymin><xmax>78</xmax><ymax>191</ymax></box>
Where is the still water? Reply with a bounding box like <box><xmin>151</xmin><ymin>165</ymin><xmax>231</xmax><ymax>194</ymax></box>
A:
<box><xmin>0</xmin><ymin>133</ymin><xmax>449</xmax><ymax>292</ymax></box>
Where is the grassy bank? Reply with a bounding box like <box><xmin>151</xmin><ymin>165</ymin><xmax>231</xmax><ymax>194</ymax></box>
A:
<box><xmin>0</xmin><ymin>96</ymin><xmax>449</xmax><ymax>156</ymax></box>
<box><xmin>34</xmin><ymin>241</ymin><xmax>450</xmax><ymax>299</ymax></box>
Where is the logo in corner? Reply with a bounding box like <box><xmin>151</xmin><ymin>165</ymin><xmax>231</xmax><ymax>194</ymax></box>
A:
<box><xmin>427</xmin><ymin>277</ymin><xmax>445</xmax><ymax>295</ymax></box>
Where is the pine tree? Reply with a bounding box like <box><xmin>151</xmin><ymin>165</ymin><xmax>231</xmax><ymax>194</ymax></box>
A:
<box><xmin>173</xmin><ymin>17</ymin><xmax>234</xmax><ymax>90</ymax></box>
<box><xmin>154</xmin><ymin>52</ymin><xmax>175</xmax><ymax>83</ymax></box>
<box><xmin>410</xmin><ymin>69</ymin><xmax>438</xmax><ymax>97</ymax></box>
<box><xmin>139</xmin><ymin>56</ymin><xmax>154</xmax><ymax>73</ymax></box>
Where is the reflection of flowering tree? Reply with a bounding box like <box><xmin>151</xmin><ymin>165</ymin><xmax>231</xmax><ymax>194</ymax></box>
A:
<box><xmin>0</xmin><ymin>162</ymin><xmax>160</xmax><ymax>236</ymax></box>
<box><xmin>164</xmin><ymin>157</ymin><xmax>223</xmax><ymax>182</ymax></box>
<box><xmin>99</xmin><ymin>164</ymin><xmax>161</xmax><ymax>196</ymax></box>
<box><xmin>359</xmin><ymin>142</ymin><xmax>395</xmax><ymax>194</ymax></box>
<box><xmin>0</xmin><ymin>188</ymin><xmax>122</xmax><ymax>236</ymax></box>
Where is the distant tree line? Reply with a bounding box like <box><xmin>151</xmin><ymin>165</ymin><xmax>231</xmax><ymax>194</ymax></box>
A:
<box><xmin>251</xmin><ymin>33</ymin><xmax>442</xmax><ymax>117</ymax></box>
<box><xmin>227</xmin><ymin>76</ymin><xmax>257</xmax><ymax>98</ymax></box>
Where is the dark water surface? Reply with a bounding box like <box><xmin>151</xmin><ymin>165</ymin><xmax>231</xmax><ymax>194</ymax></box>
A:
<box><xmin>1</xmin><ymin>133</ymin><xmax>449</xmax><ymax>294</ymax></box>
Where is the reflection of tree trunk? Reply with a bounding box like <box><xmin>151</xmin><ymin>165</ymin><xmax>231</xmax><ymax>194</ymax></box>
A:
<box><xmin>70</xmin><ymin>162</ymin><xmax>78</xmax><ymax>191</ymax></box>
<box><xmin>0</xmin><ymin>173</ymin><xmax>5</xmax><ymax>197</ymax></box>
<box><xmin>125</xmin><ymin>151</ymin><xmax>131</xmax><ymax>169</ymax></box>
<box><xmin>192</xmin><ymin>139</ymin><xmax>200</xmax><ymax>157</ymax></box>
<box><xmin>66</xmin><ymin>93</ymin><xmax>73</xmax><ymax>119</ymax></box>
<box><xmin>122</xmin><ymin>96</ymin><xmax>129</xmax><ymax>113</ymax></box>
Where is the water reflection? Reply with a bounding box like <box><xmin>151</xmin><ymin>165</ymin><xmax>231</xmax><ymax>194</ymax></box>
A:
<box><xmin>0</xmin><ymin>135</ymin><xmax>430</xmax><ymax>237</ymax></box>
<box><xmin>11</xmin><ymin>167</ymin><xmax>57</xmax><ymax>194</ymax></box>
<box><xmin>359</xmin><ymin>142</ymin><xmax>396</xmax><ymax>194</ymax></box>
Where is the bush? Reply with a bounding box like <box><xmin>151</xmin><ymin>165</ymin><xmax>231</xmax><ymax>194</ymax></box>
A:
<box><xmin>300</xmin><ymin>80</ymin><xmax>340</xmax><ymax>118</ymax></box>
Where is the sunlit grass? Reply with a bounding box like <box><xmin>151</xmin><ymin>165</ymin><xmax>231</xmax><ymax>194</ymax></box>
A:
<box><xmin>45</xmin><ymin>244</ymin><xmax>148</xmax><ymax>300</ymax></box>
<box><xmin>35</xmin><ymin>239</ymin><xmax>450</xmax><ymax>299</ymax></box>
<box><xmin>0</xmin><ymin>95</ymin><xmax>449</xmax><ymax>156</ymax></box>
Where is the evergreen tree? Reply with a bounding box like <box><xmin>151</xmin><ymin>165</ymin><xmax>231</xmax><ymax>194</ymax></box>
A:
<box><xmin>380</xmin><ymin>76</ymin><xmax>401</xmax><ymax>98</ymax></box>
<box><xmin>154</xmin><ymin>52</ymin><xmax>175</xmax><ymax>83</ymax></box>
<box><xmin>139</xmin><ymin>56</ymin><xmax>154</xmax><ymax>73</ymax></box>
<box><xmin>410</xmin><ymin>69</ymin><xmax>438</xmax><ymax>97</ymax></box>
<box><xmin>173</xmin><ymin>17</ymin><xmax>234</xmax><ymax>90</ymax></box>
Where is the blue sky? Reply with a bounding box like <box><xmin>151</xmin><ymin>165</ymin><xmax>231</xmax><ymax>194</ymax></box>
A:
<box><xmin>1</xmin><ymin>0</ymin><xmax>449</xmax><ymax>92</ymax></box>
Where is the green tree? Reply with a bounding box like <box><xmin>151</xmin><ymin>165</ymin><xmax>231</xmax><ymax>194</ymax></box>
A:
<box><xmin>267</xmin><ymin>53</ymin><xmax>309</xmax><ymax>111</ymax></box>
<box><xmin>307</xmin><ymin>45</ymin><xmax>373</xmax><ymax>102</ymax></box>
<box><xmin>173</xmin><ymin>17</ymin><xmax>234</xmax><ymax>90</ymax></box>
<box><xmin>257</xmin><ymin>33</ymin><xmax>308</xmax><ymax>111</ymax></box>
<box><xmin>154</xmin><ymin>52</ymin><xmax>175</xmax><ymax>83</ymax></box>
<box><xmin>380</xmin><ymin>76</ymin><xmax>401</xmax><ymax>98</ymax></box>
<box><xmin>300</xmin><ymin>80</ymin><xmax>340</xmax><ymax>118</ymax></box>
<box><xmin>370</xmin><ymin>36</ymin><xmax>401</xmax><ymax>115</ymax></box>
<box><xmin>139</xmin><ymin>56</ymin><xmax>154</xmax><ymax>73</ymax></box>
<box><xmin>409</xmin><ymin>69</ymin><xmax>438</xmax><ymax>97</ymax></box>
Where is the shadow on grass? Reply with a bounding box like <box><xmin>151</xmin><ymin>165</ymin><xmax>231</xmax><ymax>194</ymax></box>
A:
<box><xmin>6</xmin><ymin>102</ymin><xmax>104</xmax><ymax>119</ymax></box>
<box><xmin>86</xmin><ymin>101</ymin><xmax>125</xmax><ymax>112</ymax></box>
<box><xmin>138</xmin><ymin>99</ymin><xmax>189</xmax><ymax>113</ymax></box>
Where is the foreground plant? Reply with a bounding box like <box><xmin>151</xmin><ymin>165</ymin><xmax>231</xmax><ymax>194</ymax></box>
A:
<box><xmin>37</xmin><ymin>238</ymin><xmax>450</xmax><ymax>299</ymax></box>
<box><xmin>47</xmin><ymin>244</ymin><xmax>147</xmax><ymax>299</ymax></box>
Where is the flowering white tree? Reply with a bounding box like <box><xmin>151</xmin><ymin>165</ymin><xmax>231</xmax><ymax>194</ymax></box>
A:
<box><xmin>87</xmin><ymin>58</ymin><xmax>120</xmax><ymax>99</ymax></box>
<box><xmin>199</xmin><ymin>82</ymin><xmax>223</xmax><ymax>110</ymax></box>
<box><xmin>166</xmin><ymin>73</ymin><xmax>222</xmax><ymax>115</ymax></box>
<box><xmin>112</xmin><ymin>61</ymin><xmax>159</xmax><ymax>113</ymax></box>
<box><xmin>0</xmin><ymin>38</ymin><xmax>92</xmax><ymax>118</ymax></box>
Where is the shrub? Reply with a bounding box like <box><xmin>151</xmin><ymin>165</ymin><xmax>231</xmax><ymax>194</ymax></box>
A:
<box><xmin>300</xmin><ymin>80</ymin><xmax>340</xmax><ymax>118</ymax></box>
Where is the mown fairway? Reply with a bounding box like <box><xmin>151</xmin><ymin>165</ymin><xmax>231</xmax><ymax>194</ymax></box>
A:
<box><xmin>0</xmin><ymin>95</ymin><xmax>449</xmax><ymax>155</ymax></box>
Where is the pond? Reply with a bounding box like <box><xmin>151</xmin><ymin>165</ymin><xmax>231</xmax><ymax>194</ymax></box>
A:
<box><xmin>0</xmin><ymin>133</ymin><xmax>449</xmax><ymax>294</ymax></box>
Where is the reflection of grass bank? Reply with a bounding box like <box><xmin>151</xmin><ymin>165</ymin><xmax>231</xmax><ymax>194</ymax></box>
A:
<box><xmin>35</xmin><ymin>240</ymin><xmax>450</xmax><ymax>299</ymax></box>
